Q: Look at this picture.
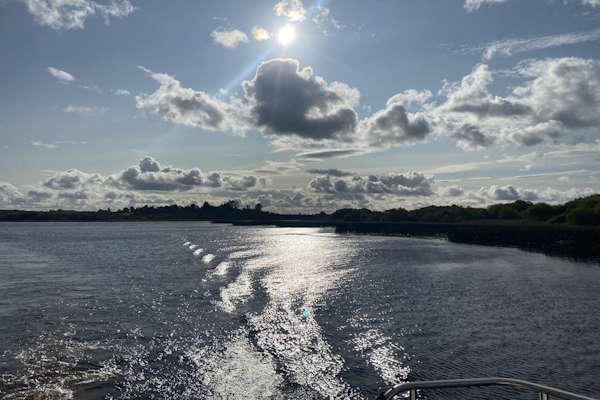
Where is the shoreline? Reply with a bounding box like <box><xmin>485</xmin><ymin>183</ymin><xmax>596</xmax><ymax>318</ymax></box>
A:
<box><xmin>3</xmin><ymin>218</ymin><xmax>597</xmax><ymax>262</ymax></box>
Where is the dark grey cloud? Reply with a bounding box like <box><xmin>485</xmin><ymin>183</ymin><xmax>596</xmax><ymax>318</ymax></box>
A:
<box><xmin>139</xmin><ymin>156</ymin><xmax>161</xmax><ymax>173</ymax></box>
<box><xmin>225</xmin><ymin>176</ymin><xmax>258</xmax><ymax>191</ymax></box>
<box><xmin>510</xmin><ymin>121</ymin><xmax>562</xmax><ymax>146</ymax></box>
<box><xmin>305</xmin><ymin>168</ymin><xmax>354</xmax><ymax>177</ymax></box>
<box><xmin>481</xmin><ymin>185</ymin><xmax>539</xmax><ymax>201</ymax></box>
<box><xmin>43</xmin><ymin>169</ymin><xmax>100</xmax><ymax>190</ymax></box>
<box><xmin>296</xmin><ymin>149</ymin><xmax>361</xmax><ymax>159</ymax></box>
<box><xmin>439</xmin><ymin>186</ymin><xmax>465</xmax><ymax>197</ymax></box>
<box><xmin>452</xmin><ymin>123</ymin><xmax>495</xmax><ymax>149</ymax></box>
<box><xmin>58</xmin><ymin>191</ymin><xmax>89</xmax><ymax>200</ymax></box>
<box><xmin>243</xmin><ymin>58</ymin><xmax>359</xmax><ymax>141</ymax></box>
<box><xmin>360</xmin><ymin>104</ymin><xmax>431</xmax><ymax>146</ymax></box>
<box><xmin>27</xmin><ymin>190</ymin><xmax>53</xmax><ymax>202</ymax></box>
<box><xmin>118</xmin><ymin>157</ymin><xmax>216</xmax><ymax>191</ymax></box>
<box><xmin>449</xmin><ymin>99</ymin><xmax>531</xmax><ymax>118</ymax></box>
<box><xmin>309</xmin><ymin>172</ymin><xmax>434</xmax><ymax>199</ymax></box>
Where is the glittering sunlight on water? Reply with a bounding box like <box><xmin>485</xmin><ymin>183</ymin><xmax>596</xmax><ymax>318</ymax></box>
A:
<box><xmin>1</xmin><ymin>222</ymin><xmax>599</xmax><ymax>399</ymax></box>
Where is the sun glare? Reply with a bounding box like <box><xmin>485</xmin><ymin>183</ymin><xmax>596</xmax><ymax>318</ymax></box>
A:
<box><xmin>278</xmin><ymin>25</ymin><xmax>296</xmax><ymax>46</ymax></box>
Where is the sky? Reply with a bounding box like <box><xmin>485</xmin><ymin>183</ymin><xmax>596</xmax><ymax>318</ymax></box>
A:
<box><xmin>1</xmin><ymin>0</ymin><xmax>600</xmax><ymax>212</ymax></box>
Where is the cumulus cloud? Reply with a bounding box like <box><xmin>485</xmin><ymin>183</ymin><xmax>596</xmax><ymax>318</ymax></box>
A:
<box><xmin>27</xmin><ymin>190</ymin><xmax>53</xmax><ymax>202</ymax></box>
<box><xmin>211</xmin><ymin>29</ymin><xmax>249</xmax><ymax>48</ymax></box>
<box><xmin>452</xmin><ymin>124</ymin><xmax>495</xmax><ymax>150</ymax></box>
<box><xmin>136</xmin><ymin>56</ymin><xmax>600</xmax><ymax>155</ymax></box>
<box><xmin>23</xmin><ymin>0</ymin><xmax>135</xmax><ymax>30</ymax></box>
<box><xmin>0</xmin><ymin>182</ymin><xmax>25</xmax><ymax>206</ymax></box>
<box><xmin>43</xmin><ymin>169</ymin><xmax>101</xmax><ymax>189</ymax></box>
<box><xmin>440</xmin><ymin>64</ymin><xmax>531</xmax><ymax>118</ymax></box>
<box><xmin>359</xmin><ymin>103</ymin><xmax>431</xmax><ymax>146</ymax></box>
<box><xmin>48</xmin><ymin>66</ymin><xmax>74</xmax><ymax>82</ymax></box>
<box><xmin>242</xmin><ymin>58</ymin><xmax>359</xmax><ymax>141</ymax></box>
<box><xmin>516</xmin><ymin>57</ymin><xmax>600</xmax><ymax>130</ymax></box>
<box><xmin>135</xmin><ymin>66</ymin><xmax>246</xmax><ymax>132</ymax></box>
<box><xmin>482</xmin><ymin>184</ymin><xmax>539</xmax><ymax>201</ymax></box>
<box><xmin>251</xmin><ymin>26</ymin><xmax>270</xmax><ymax>41</ymax></box>
<box><xmin>435</xmin><ymin>57</ymin><xmax>600</xmax><ymax>147</ymax></box>
<box><xmin>11</xmin><ymin>157</ymin><xmax>270</xmax><ymax>210</ymax></box>
<box><xmin>224</xmin><ymin>175</ymin><xmax>260</xmax><ymax>191</ymax></box>
<box><xmin>117</xmin><ymin>157</ymin><xmax>221</xmax><ymax>191</ymax></box>
<box><xmin>309</xmin><ymin>172</ymin><xmax>434</xmax><ymax>201</ymax></box>
<box><xmin>274</xmin><ymin>0</ymin><xmax>306</xmax><ymax>22</ymax></box>
<box><xmin>439</xmin><ymin>186</ymin><xmax>465</xmax><ymax>197</ymax></box>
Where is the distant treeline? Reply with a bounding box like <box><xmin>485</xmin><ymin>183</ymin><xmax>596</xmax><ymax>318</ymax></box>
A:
<box><xmin>1</xmin><ymin>195</ymin><xmax>600</xmax><ymax>226</ymax></box>
<box><xmin>330</xmin><ymin>195</ymin><xmax>600</xmax><ymax>226</ymax></box>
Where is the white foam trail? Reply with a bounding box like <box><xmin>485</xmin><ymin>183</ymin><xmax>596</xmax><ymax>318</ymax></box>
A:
<box><xmin>186</xmin><ymin>331</ymin><xmax>282</xmax><ymax>399</ymax></box>
<box><xmin>193</xmin><ymin>248</ymin><xmax>203</xmax><ymax>256</ymax></box>
<box><xmin>189</xmin><ymin>244</ymin><xmax>199</xmax><ymax>250</ymax></box>
<box><xmin>213</xmin><ymin>261</ymin><xmax>232</xmax><ymax>276</ymax></box>
<box><xmin>228</xmin><ymin>249</ymin><xmax>263</xmax><ymax>260</ymax></box>
<box><xmin>236</xmin><ymin>228</ymin><xmax>362</xmax><ymax>398</ymax></box>
<box><xmin>202</xmin><ymin>254</ymin><xmax>215</xmax><ymax>265</ymax></box>
<box><xmin>218</xmin><ymin>272</ymin><xmax>252</xmax><ymax>313</ymax></box>
<box><xmin>352</xmin><ymin>329</ymin><xmax>410</xmax><ymax>386</ymax></box>
<box><xmin>3</xmin><ymin>384</ymin><xmax>74</xmax><ymax>400</ymax></box>
<box><xmin>183</xmin><ymin>241</ymin><xmax>191</xmax><ymax>246</ymax></box>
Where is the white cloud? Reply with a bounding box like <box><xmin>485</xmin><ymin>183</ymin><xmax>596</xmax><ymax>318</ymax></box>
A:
<box><xmin>63</xmin><ymin>105</ymin><xmax>106</xmax><ymax>114</ymax></box>
<box><xmin>251</xmin><ymin>26</ymin><xmax>271</xmax><ymax>41</ymax></box>
<box><xmin>211</xmin><ymin>29</ymin><xmax>249</xmax><ymax>48</ymax></box>
<box><xmin>32</xmin><ymin>140</ymin><xmax>58</xmax><ymax>149</ymax></box>
<box><xmin>386</xmin><ymin>89</ymin><xmax>432</xmax><ymax>107</ymax></box>
<box><xmin>274</xmin><ymin>0</ymin><xmax>306</xmax><ymax>22</ymax></box>
<box><xmin>135</xmin><ymin>56</ymin><xmax>600</xmax><ymax>158</ymax></box>
<box><xmin>135</xmin><ymin>66</ymin><xmax>247</xmax><ymax>132</ymax></box>
<box><xmin>464</xmin><ymin>0</ymin><xmax>507</xmax><ymax>12</ymax></box>
<box><xmin>311</xmin><ymin>6</ymin><xmax>343</xmax><ymax>34</ymax></box>
<box><xmin>434</xmin><ymin>57</ymin><xmax>600</xmax><ymax>147</ymax></box>
<box><xmin>23</xmin><ymin>0</ymin><xmax>135</xmax><ymax>30</ymax></box>
<box><xmin>312</xmin><ymin>6</ymin><xmax>329</xmax><ymax>26</ymax></box>
<box><xmin>48</xmin><ymin>66</ymin><xmax>74</xmax><ymax>82</ymax></box>
<box><xmin>113</xmin><ymin>89</ymin><xmax>131</xmax><ymax>96</ymax></box>
<box><xmin>466</xmin><ymin>0</ymin><xmax>600</xmax><ymax>12</ymax></box>
<box><xmin>479</xmin><ymin>28</ymin><xmax>600</xmax><ymax>60</ymax></box>
<box><xmin>582</xmin><ymin>0</ymin><xmax>600</xmax><ymax>6</ymax></box>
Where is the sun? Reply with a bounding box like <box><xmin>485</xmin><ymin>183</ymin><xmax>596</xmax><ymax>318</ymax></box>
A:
<box><xmin>278</xmin><ymin>25</ymin><xmax>296</xmax><ymax>46</ymax></box>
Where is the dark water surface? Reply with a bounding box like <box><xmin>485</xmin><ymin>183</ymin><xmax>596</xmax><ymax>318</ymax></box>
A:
<box><xmin>1</xmin><ymin>222</ymin><xmax>599</xmax><ymax>399</ymax></box>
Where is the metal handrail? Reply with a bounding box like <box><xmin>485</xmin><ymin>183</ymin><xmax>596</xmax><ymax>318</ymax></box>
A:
<box><xmin>376</xmin><ymin>377</ymin><xmax>599</xmax><ymax>400</ymax></box>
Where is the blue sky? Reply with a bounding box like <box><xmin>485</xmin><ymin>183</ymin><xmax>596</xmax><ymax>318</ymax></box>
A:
<box><xmin>1</xmin><ymin>0</ymin><xmax>599</xmax><ymax>211</ymax></box>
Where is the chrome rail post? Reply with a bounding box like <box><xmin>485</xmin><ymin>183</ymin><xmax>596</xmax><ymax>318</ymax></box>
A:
<box><xmin>541</xmin><ymin>393</ymin><xmax>549</xmax><ymax>400</ymax></box>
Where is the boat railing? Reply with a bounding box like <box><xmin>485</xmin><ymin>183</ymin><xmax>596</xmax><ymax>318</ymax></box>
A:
<box><xmin>376</xmin><ymin>377</ymin><xmax>599</xmax><ymax>400</ymax></box>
